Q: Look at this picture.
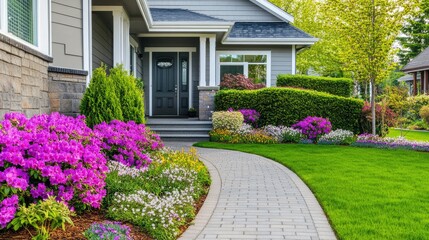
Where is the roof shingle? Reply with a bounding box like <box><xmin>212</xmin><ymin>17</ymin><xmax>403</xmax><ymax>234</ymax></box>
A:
<box><xmin>228</xmin><ymin>22</ymin><xmax>313</xmax><ymax>39</ymax></box>
<box><xmin>402</xmin><ymin>47</ymin><xmax>429</xmax><ymax>72</ymax></box>
<box><xmin>150</xmin><ymin>8</ymin><xmax>226</xmax><ymax>22</ymax></box>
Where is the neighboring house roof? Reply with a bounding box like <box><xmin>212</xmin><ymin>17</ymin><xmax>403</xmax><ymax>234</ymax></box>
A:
<box><xmin>402</xmin><ymin>47</ymin><xmax>429</xmax><ymax>73</ymax></box>
<box><xmin>223</xmin><ymin>22</ymin><xmax>317</xmax><ymax>45</ymax></box>
<box><xmin>150</xmin><ymin>8</ymin><xmax>226</xmax><ymax>22</ymax></box>
<box><xmin>398</xmin><ymin>74</ymin><xmax>413</xmax><ymax>82</ymax></box>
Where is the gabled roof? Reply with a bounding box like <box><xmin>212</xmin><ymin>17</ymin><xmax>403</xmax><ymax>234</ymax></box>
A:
<box><xmin>228</xmin><ymin>22</ymin><xmax>313</xmax><ymax>39</ymax></box>
<box><xmin>223</xmin><ymin>22</ymin><xmax>318</xmax><ymax>45</ymax></box>
<box><xmin>402</xmin><ymin>47</ymin><xmax>429</xmax><ymax>73</ymax></box>
<box><xmin>249</xmin><ymin>0</ymin><xmax>294</xmax><ymax>23</ymax></box>
<box><xmin>150</xmin><ymin>8</ymin><xmax>226</xmax><ymax>22</ymax></box>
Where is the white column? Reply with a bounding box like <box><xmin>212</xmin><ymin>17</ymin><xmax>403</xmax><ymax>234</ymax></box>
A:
<box><xmin>123</xmin><ymin>17</ymin><xmax>130</xmax><ymax>70</ymax></box>
<box><xmin>292</xmin><ymin>45</ymin><xmax>296</xmax><ymax>75</ymax></box>
<box><xmin>112</xmin><ymin>10</ymin><xmax>123</xmax><ymax>66</ymax></box>
<box><xmin>209</xmin><ymin>37</ymin><xmax>216</xmax><ymax>86</ymax></box>
<box><xmin>83</xmin><ymin>0</ymin><xmax>92</xmax><ymax>85</ymax></box>
<box><xmin>199</xmin><ymin>37</ymin><xmax>207</xmax><ymax>87</ymax></box>
<box><xmin>0</xmin><ymin>0</ymin><xmax>8</xmax><ymax>32</ymax></box>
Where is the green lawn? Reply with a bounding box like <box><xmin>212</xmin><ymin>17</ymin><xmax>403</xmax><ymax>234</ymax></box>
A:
<box><xmin>194</xmin><ymin>142</ymin><xmax>429</xmax><ymax>240</ymax></box>
<box><xmin>387</xmin><ymin>129</ymin><xmax>429</xmax><ymax>142</ymax></box>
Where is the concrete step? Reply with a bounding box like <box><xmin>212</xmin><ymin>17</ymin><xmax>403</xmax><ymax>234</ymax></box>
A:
<box><xmin>146</xmin><ymin>118</ymin><xmax>212</xmax><ymax>142</ymax></box>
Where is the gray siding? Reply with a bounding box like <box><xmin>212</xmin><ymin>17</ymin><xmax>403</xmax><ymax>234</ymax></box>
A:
<box><xmin>92</xmin><ymin>13</ymin><xmax>114</xmax><ymax>69</ymax></box>
<box><xmin>51</xmin><ymin>0</ymin><xmax>83</xmax><ymax>69</ymax></box>
<box><xmin>147</xmin><ymin>0</ymin><xmax>281</xmax><ymax>22</ymax></box>
<box><xmin>217</xmin><ymin>45</ymin><xmax>293</xmax><ymax>86</ymax></box>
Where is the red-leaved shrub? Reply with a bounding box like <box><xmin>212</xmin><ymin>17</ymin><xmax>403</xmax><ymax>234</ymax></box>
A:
<box><xmin>220</xmin><ymin>74</ymin><xmax>265</xmax><ymax>90</ymax></box>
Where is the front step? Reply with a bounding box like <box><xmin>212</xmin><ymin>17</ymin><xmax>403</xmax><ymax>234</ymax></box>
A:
<box><xmin>146</xmin><ymin>118</ymin><xmax>212</xmax><ymax>141</ymax></box>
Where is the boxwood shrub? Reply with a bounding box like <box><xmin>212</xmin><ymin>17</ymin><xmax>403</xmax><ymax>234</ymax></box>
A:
<box><xmin>277</xmin><ymin>74</ymin><xmax>353</xmax><ymax>97</ymax></box>
<box><xmin>215</xmin><ymin>88</ymin><xmax>364</xmax><ymax>133</ymax></box>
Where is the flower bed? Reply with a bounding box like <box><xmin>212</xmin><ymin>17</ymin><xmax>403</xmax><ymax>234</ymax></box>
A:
<box><xmin>352</xmin><ymin>134</ymin><xmax>429</xmax><ymax>152</ymax></box>
<box><xmin>0</xmin><ymin>112</ymin><xmax>210</xmax><ymax>240</ymax></box>
<box><xmin>0</xmin><ymin>112</ymin><xmax>108</xmax><ymax>227</ymax></box>
<box><xmin>106</xmin><ymin>148</ymin><xmax>210</xmax><ymax>240</ymax></box>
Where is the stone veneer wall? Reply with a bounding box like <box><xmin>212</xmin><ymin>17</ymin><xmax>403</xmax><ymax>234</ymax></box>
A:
<box><xmin>198</xmin><ymin>86</ymin><xmax>219</xmax><ymax>120</ymax></box>
<box><xmin>48</xmin><ymin>67</ymin><xmax>87</xmax><ymax>117</ymax></box>
<box><xmin>0</xmin><ymin>34</ymin><xmax>52</xmax><ymax>118</ymax></box>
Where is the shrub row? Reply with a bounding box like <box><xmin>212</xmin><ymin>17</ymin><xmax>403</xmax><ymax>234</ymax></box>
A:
<box><xmin>277</xmin><ymin>74</ymin><xmax>354</xmax><ymax>97</ymax></box>
<box><xmin>215</xmin><ymin>88</ymin><xmax>364</xmax><ymax>133</ymax></box>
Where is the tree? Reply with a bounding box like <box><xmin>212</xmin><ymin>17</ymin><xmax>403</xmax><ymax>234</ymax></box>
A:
<box><xmin>110</xmin><ymin>65</ymin><xmax>145</xmax><ymax>124</ymax></box>
<box><xmin>325</xmin><ymin>0</ymin><xmax>417</xmax><ymax>134</ymax></box>
<box><xmin>397</xmin><ymin>0</ymin><xmax>429</xmax><ymax>65</ymax></box>
<box><xmin>80</xmin><ymin>66</ymin><xmax>123</xmax><ymax>128</ymax></box>
<box><xmin>269</xmin><ymin>0</ymin><xmax>344</xmax><ymax>76</ymax></box>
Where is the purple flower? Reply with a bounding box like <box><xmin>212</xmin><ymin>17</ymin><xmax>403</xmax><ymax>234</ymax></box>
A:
<box><xmin>292</xmin><ymin>116</ymin><xmax>332</xmax><ymax>141</ymax></box>
<box><xmin>0</xmin><ymin>195</ymin><xmax>19</xmax><ymax>228</ymax></box>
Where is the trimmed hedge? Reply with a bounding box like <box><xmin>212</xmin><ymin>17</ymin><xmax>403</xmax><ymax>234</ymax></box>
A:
<box><xmin>277</xmin><ymin>74</ymin><xmax>354</xmax><ymax>97</ymax></box>
<box><xmin>215</xmin><ymin>88</ymin><xmax>364</xmax><ymax>133</ymax></box>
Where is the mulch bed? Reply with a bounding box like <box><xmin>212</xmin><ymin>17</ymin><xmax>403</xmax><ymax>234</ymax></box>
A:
<box><xmin>0</xmin><ymin>193</ymin><xmax>208</xmax><ymax>240</ymax></box>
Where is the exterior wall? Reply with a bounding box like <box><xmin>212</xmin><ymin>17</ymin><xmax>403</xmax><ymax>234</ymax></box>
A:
<box><xmin>0</xmin><ymin>34</ymin><xmax>52</xmax><ymax>118</ymax></box>
<box><xmin>48</xmin><ymin>69</ymin><xmax>87</xmax><ymax>116</ymax></box>
<box><xmin>51</xmin><ymin>0</ymin><xmax>84</xmax><ymax>69</ymax></box>
<box><xmin>217</xmin><ymin>45</ymin><xmax>293</xmax><ymax>86</ymax></box>
<box><xmin>141</xmin><ymin>37</ymin><xmax>200</xmax><ymax>115</ymax></box>
<box><xmin>147</xmin><ymin>0</ymin><xmax>281</xmax><ymax>22</ymax></box>
<box><xmin>92</xmin><ymin>13</ymin><xmax>114</xmax><ymax>69</ymax></box>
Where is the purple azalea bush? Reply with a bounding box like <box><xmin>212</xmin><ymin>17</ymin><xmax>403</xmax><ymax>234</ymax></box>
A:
<box><xmin>292</xmin><ymin>116</ymin><xmax>332</xmax><ymax>141</ymax></box>
<box><xmin>228</xmin><ymin>108</ymin><xmax>260</xmax><ymax>127</ymax></box>
<box><xmin>353</xmin><ymin>134</ymin><xmax>429</xmax><ymax>152</ymax></box>
<box><xmin>94</xmin><ymin>120</ymin><xmax>164</xmax><ymax>170</ymax></box>
<box><xmin>0</xmin><ymin>112</ymin><xmax>109</xmax><ymax>228</ymax></box>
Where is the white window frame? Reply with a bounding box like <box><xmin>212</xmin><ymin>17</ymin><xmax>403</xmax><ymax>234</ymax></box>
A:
<box><xmin>216</xmin><ymin>50</ymin><xmax>272</xmax><ymax>87</ymax></box>
<box><xmin>130</xmin><ymin>37</ymin><xmax>139</xmax><ymax>78</ymax></box>
<box><xmin>0</xmin><ymin>0</ymin><xmax>51</xmax><ymax>56</ymax></box>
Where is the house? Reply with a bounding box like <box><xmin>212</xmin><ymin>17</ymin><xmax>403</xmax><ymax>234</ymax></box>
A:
<box><xmin>398</xmin><ymin>74</ymin><xmax>420</xmax><ymax>96</ymax></box>
<box><xmin>401</xmin><ymin>46</ymin><xmax>429</xmax><ymax>96</ymax></box>
<box><xmin>0</xmin><ymin>0</ymin><xmax>317</xmax><ymax>120</ymax></box>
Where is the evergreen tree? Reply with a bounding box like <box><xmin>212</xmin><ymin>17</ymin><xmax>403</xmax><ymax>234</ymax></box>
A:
<box><xmin>398</xmin><ymin>0</ymin><xmax>429</xmax><ymax>65</ymax></box>
<box><xmin>80</xmin><ymin>66</ymin><xmax>123</xmax><ymax>128</ymax></box>
<box><xmin>109</xmin><ymin>65</ymin><xmax>145</xmax><ymax>124</ymax></box>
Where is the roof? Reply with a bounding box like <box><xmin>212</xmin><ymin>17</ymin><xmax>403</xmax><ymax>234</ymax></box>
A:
<box><xmin>227</xmin><ymin>22</ymin><xmax>313</xmax><ymax>39</ymax></box>
<box><xmin>150</xmin><ymin>8</ymin><xmax>226</xmax><ymax>22</ymax></box>
<box><xmin>402</xmin><ymin>47</ymin><xmax>429</xmax><ymax>72</ymax></box>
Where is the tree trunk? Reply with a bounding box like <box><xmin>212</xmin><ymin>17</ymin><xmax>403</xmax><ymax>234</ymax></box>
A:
<box><xmin>371</xmin><ymin>78</ymin><xmax>376</xmax><ymax>135</ymax></box>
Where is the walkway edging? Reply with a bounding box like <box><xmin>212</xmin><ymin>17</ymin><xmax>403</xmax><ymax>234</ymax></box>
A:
<box><xmin>270</xmin><ymin>160</ymin><xmax>337</xmax><ymax>240</ymax></box>
<box><xmin>179</xmin><ymin>156</ymin><xmax>222</xmax><ymax>239</ymax></box>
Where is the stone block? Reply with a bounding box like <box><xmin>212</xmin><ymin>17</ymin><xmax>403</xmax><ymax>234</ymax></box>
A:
<box><xmin>10</xmin><ymin>55</ymin><xmax>21</xmax><ymax>66</ymax></box>
<box><xmin>11</xmin><ymin>80</ymin><xmax>21</xmax><ymax>94</ymax></box>
<box><xmin>24</xmin><ymin>109</ymin><xmax>40</xmax><ymax>118</ymax></box>
<box><xmin>60</xmin><ymin>99</ymin><xmax>72</xmax><ymax>113</ymax></box>
<box><xmin>10</xmin><ymin>101</ymin><xmax>21</xmax><ymax>111</ymax></box>
<box><xmin>21</xmin><ymin>85</ymin><xmax>33</xmax><ymax>97</ymax></box>
<box><xmin>198</xmin><ymin>86</ymin><xmax>219</xmax><ymax>120</ymax></box>
<box><xmin>0</xmin><ymin>50</ymin><xmax>11</xmax><ymax>62</ymax></box>
<box><xmin>49</xmin><ymin>82</ymin><xmax>67</xmax><ymax>93</ymax></box>
<box><xmin>50</xmin><ymin>98</ymin><xmax>60</xmax><ymax>108</ymax></box>
<box><xmin>0</xmin><ymin>42</ymin><xmax>11</xmax><ymax>53</ymax></box>
<box><xmin>22</xmin><ymin>96</ymin><xmax>39</xmax><ymax>109</ymax></box>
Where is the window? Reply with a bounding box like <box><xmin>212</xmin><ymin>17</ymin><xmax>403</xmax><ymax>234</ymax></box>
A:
<box><xmin>217</xmin><ymin>51</ymin><xmax>271</xmax><ymax>86</ymax></box>
<box><xmin>7</xmin><ymin>0</ymin><xmax>37</xmax><ymax>45</ymax></box>
<box><xmin>130</xmin><ymin>45</ymin><xmax>135</xmax><ymax>75</ymax></box>
<box><xmin>0</xmin><ymin>0</ymin><xmax>50</xmax><ymax>55</ymax></box>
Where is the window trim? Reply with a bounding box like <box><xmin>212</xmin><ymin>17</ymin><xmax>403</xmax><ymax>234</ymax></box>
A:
<box><xmin>130</xmin><ymin>37</ymin><xmax>139</xmax><ymax>78</ymax></box>
<box><xmin>0</xmin><ymin>0</ymin><xmax>51</xmax><ymax>56</ymax></box>
<box><xmin>216</xmin><ymin>50</ymin><xmax>272</xmax><ymax>87</ymax></box>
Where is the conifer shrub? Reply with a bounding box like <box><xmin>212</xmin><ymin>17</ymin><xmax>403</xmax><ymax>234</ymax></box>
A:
<box><xmin>110</xmin><ymin>65</ymin><xmax>145</xmax><ymax>124</ymax></box>
<box><xmin>80</xmin><ymin>66</ymin><xmax>123</xmax><ymax>128</ymax></box>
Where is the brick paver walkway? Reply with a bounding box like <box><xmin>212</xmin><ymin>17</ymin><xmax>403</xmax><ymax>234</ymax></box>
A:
<box><xmin>167</xmin><ymin>142</ymin><xmax>336</xmax><ymax>240</ymax></box>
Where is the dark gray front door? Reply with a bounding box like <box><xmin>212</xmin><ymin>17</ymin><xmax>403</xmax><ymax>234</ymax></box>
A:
<box><xmin>153</xmin><ymin>52</ymin><xmax>177</xmax><ymax>115</ymax></box>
